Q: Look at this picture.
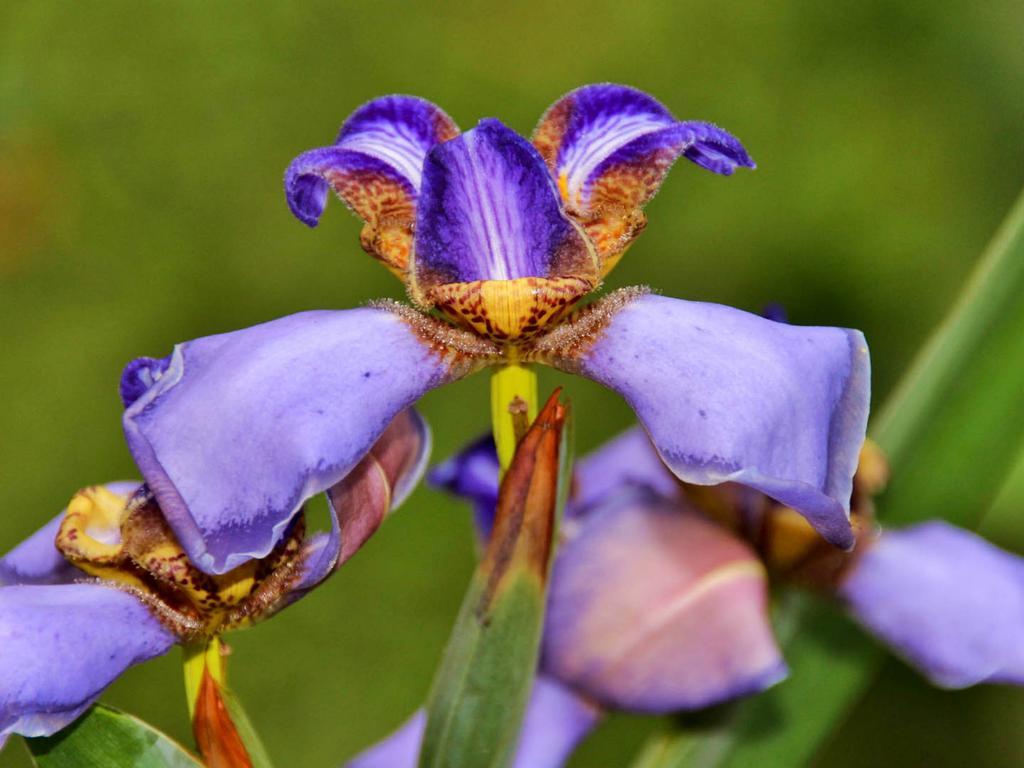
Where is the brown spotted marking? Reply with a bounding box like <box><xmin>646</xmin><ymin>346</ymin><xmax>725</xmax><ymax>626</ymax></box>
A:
<box><xmin>531</xmin><ymin>94</ymin><xmax>575</xmax><ymax>176</ymax></box>
<box><xmin>427</xmin><ymin>276</ymin><xmax>595</xmax><ymax>343</ymax></box>
<box><xmin>325</xmin><ymin>168</ymin><xmax>416</xmax><ymax>277</ymax></box>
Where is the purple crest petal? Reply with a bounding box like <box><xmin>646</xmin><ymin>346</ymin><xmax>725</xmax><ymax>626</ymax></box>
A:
<box><xmin>0</xmin><ymin>481</ymin><xmax>141</xmax><ymax>586</ymax></box>
<box><xmin>533</xmin><ymin>84</ymin><xmax>754</xmax><ymax>211</ymax></box>
<box><xmin>568</xmin><ymin>294</ymin><xmax>870</xmax><ymax>548</ymax></box>
<box><xmin>414</xmin><ymin>119</ymin><xmax>593</xmax><ymax>284</ymax></box>
<box><xmin>542</xmin><ymin>491</ymin><xmax>786</xmax><ymax>712</ymax></box>
<box><xmin>344</xmin><ymin>676</ymin><xmax>599</xmax><ymax>768</ymax></box>
<box><xmin>0</xmin><ymin>583</ymin><xmax>175</xmax><ymax>741</ymax></box>
<box><xmin>122</xmin><ymin>308</ymin><xmax>452</xmax><ymax>574</ymax></box>
<box><xmin>285</xmin><ymin>95</ymin><xmax>458</xmax><ymax>227</ymax></box>
<box><xmin>840</xmin><ymin>521</ymin><xmax>1024</xmax><ymax>688</ymax></box>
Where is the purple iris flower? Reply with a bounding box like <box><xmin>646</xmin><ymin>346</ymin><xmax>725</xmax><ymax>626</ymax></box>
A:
<box><xmin>120</xmin><ymin>84</ymin><xmax>869</xmax><ymax>586</ymax></box>
<box><xmin>0</xmin><ymin>410</ymin><xmax>429</xmax><ymax>745</ymax></box>
<box><xmin>436</xmin><ymin>430</ymin><xmax>1024</xmax><ymax>717</ymax></box>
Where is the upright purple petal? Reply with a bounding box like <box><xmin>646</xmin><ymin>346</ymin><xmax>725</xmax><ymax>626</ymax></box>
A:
<box><xmin>122</xmin><ymin>308</ymin><xmax>459</xmax><ymax>575</ymax></box>
<box><xmin>543</xmin><ymin>491</ymin><xmax>785</xmax><ymax>712</ymax></box>
<box><xmin>543</xmin><ymin>292</ymin><xmax>869</xmax><ymax>548</ymax></box>
<box><xmin>0</xmin><ymin>481</ymin><xmax>141</xmax><ymax>586</ymax></box>
<box><xmin>285</xmin><ymin>95</ymin><xmax>458</xmax><ymax>228</ymax></box>
<box><xmin>533</xmin><ymin>84</ymin><xmax>754</xmax><ymax>212</ymax></box>
<box><xmin>344</xmin><ymin>677</ymin><xmax>599</xmax><ymax>768</ymax></box>
<box><xmin>413</xmin><ymin>119</ymin><xmax>595</xmax><ymax>286</ymax></box>
<box><xmin>0</xmin><ymin>583</ymin><xmax>175</xmax><ymax>741</ymax></box>
<box><xmin>840</xmin><ymin>522</ymin><xmax>1024</xmax><ymax>688</ymax></box>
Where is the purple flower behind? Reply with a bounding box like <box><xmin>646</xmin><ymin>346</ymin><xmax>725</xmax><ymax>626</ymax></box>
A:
<box><xmin>841</xmin><ymin>521</ymin><xmax>1024</xmax><ymax>687</ymax></box>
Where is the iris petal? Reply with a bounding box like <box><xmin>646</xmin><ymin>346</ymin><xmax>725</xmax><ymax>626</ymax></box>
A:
<box><xmin>543</xmin><ymin>293</ymin><xmax>869</xmax><ymax>548</ymax></box>
<box><xmin>428</xmin><ymin>434</ymin><xmax>500</xmax><ymax>542</ymax></box>
<box><xmin>284</xmin><ymin>95</ymin><xmax>458</xmax><ymax>228</ymax></box>
<box><xmin>543</xmin><ymin>491</ymin><xmax>785</xmax><ymax>711</ymax></box>
<box><xmin>0</xmin><ymin>583</ymin><xmax>175</xmax><ymax>742</ymax></box>
<box><xmin>572</xmin><ymin>426</ymin><xmax>679</xmax><ymax>515</ymax></box>
<box><xmin>122</xmin><ymin>308</ymin><xmax>456</xmax><ymax>575</ymax></box>
<box><xmin>413</xmin><ymin>119</ymin><xmax>595</xmax><ymax>287</ymax></box>
<box><xmin>533</xmin><ymin>83</ymin><xmax>754</xmax><ymax>213</ymax></box>
<box><xmin>840</xmin><ymin>521</ymin><xmax>1024</xmax><ymax>687</ymax></box>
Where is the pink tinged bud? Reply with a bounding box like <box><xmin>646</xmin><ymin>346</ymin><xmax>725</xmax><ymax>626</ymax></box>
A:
<box><xmin>543</xmin><ymin>493</ymin><xmax>786</xmax><ymax>712</ymax></box>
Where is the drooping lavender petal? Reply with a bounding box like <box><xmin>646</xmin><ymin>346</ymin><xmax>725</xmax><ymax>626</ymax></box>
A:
<box><xmin>0</xmin><ymin>481</ymin><xmax>141</xmax><ymax>586</ymax></box>
<box><xmin>413</xmin><ymin>119</ymin><xmax>595</xmax><ymax>286</ymax></box>
<box><xmin>548</xmin><ymin>292</ymin><xmax>869</xmax><ymax>549</ymax></box>
<box><xmin>122</xmin><ymin>308</ymin><xmax>457</xmax><ymax>575</ymax></box>
<box><xmin>285</xmin><ymin>95</ymin><xmax>458</xmax><ymax>228</ymax></box>
<box><xmin>542</xmin><ymin>491</ymin><xmax>786</xmax><ymax>712</ymax></box>
<box><xmin>532</xmin><ymin>84</ymin><xmax>754</xmax><ymax>212</ymax></box>
<box><xmin>344</xmin><ymin>676</ymin><xmax>599</xmax><ymax>768</ymax></box>
<box><xmin>840</xmin><ymin>521</ymin><xmax>1024</xmax><ymax>688</ymax></box>
<box><xmin>0</xmin><ymin>583</ymin><xmax>175</xmax><ymax>741</ymax></box>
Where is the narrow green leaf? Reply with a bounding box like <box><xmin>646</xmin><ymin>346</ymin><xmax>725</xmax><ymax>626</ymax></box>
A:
<box><xmin>634</xmin><ymin>187</ymin><xmax>1024</xmax><ymax>768</ymax></box>
<box><xmin>873</xmin><ymin>188</ymin><xmax>1024</xmax><ymax>526</ymax></box>
<box><xmin>419</xmin><ymin>392</ymin><xmax>572</xmax><ymax>768</ymax></box>
<box><xmin>26</xmin><ymin>705</ymin><xmax>202</xmax><ymax>768</ymax></box>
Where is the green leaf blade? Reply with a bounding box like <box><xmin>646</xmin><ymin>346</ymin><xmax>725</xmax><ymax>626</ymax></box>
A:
<box><xmin>419</xmin><ymin>391</ymin><xmax>573</xmax><ymax>768</ymax></box>
<box><xmin>26</xmin><ymin>705</ymin><xmax>202</xmax><ymax>768</ymax></box>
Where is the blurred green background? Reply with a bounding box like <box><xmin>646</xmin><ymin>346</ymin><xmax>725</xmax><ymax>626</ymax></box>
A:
<box><xmin>2</xmin><ymin>1</ymin><xmax>1023</xmax><ymax>766</ymax></box>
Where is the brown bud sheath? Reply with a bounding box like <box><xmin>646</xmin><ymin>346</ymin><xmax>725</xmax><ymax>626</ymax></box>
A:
<box><xmin>478</xmin><ymin>388</ymin><xmax>565</xmax><ymax>615</ymax></box>
<box><xmin>192</xmin><ymin>667</ymin><xmax>253</xmax><ymax>768</ymax></box>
